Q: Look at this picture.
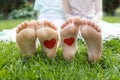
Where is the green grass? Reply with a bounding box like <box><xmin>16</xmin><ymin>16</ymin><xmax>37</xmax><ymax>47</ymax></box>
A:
<box><xmin>0</xmin><ymin>17</ymin><xmax>120</xmax><ymax>80</ymax></box>
<box><xmin>0</xmin><ymin>18</ymin><xmax>35</xmax><ymax>31</ymax></box>
<box><xmin>102</xmin><ymin>16</ymin><xmax>120</xmax><ymax>23</ymax></box>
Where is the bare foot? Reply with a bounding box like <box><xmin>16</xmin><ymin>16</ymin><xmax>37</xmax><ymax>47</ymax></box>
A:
<box><xmin>74</xmin><ymin>17</ymin><xmax>102</xmax><ymax>63</ymax></box>
<box><xmin>60</xmin><ymin>19</ymin><xmax>80</xmax><ymax>60</ymax></box>
<box><xmin>16</xmin><ymin>20</ymin><xmax>37</xmax><ymax>56</ymax></box>
<box><xmin>36</xmin><ymin>20</ymin><xmax>59</xmax><ymax>59</ymax></box>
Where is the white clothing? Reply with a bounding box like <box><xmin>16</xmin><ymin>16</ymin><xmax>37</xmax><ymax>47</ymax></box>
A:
<box><xmin>99</xmin><ymin>21</ymin><xmax>120</xmax><ymax>40</ymax></box>
<box><xmin>33</xmin><ymin>0</ymin><xmax>64</xmax><ymax>16</ymax></box>
<box><xmin>33</xmin><ymin>0</ymin><xmax>66</xmax><ymax>30</ymax></box>
<box><xmin>68</xmin><ymin>0</ymin><xmax>96</xmax><ymax>19</ymax></box>
<box><xmin>0</xmin><ymin>28</ymin><xmax>17</xmax><ymax>42</ymax></box>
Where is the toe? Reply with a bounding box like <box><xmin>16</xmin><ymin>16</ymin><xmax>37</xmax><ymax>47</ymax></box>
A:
<box><xmin>74</xmin><ymin>17</ymin><xmax>83</xmax><ymax>26</ymax></box>
<box><xmin>96</xmin><ymin>27</ymin><xmax>101</xmax><ymax>32</ymax></box>
<box><xmin>16</xmin><ymin>25</ymin><xmax>21</xmax><ymax>33</ymax></box>
<box><xmin>29</xmin><ymin>20</ymin><xmax>36</xmax><ymax>28</ymax></box>
<box><xmin>87</xmin><ymin>20</ymin><xmax>98</xmax><ymax>30</ymax></box>
<box><xmin>35</xmin><ymin>20</ymin><xmax>42</xmax><ymax>29</ymax></box>
<box><xmin>44</xmin><ymin>20</ymin><xmax>57</xmax><ymax>30</ymax></box>
<box><xmin>16</xmin><ymin>22</ymin><xmax>26</xmax><ymax>33</ymax></box>
<box><xmin>92</xmin><ymin>23</ymin><xmax>101</xmax><ymax>32</ymax></box>
<box><xmin>67</xmin><ymin>18</ymin><xmax>73</xmax><ymax>24</ymax></box>
<box><xmin>61</xmin><ymin>22</ymin><xmax>67</xmax><ymax>29</ymax></box>
<box><xmin>87</xmin><ymin>20</ymin><xmax>94</xmax><ymax>27</ymax></box>
<box><xmin>61</xmin><ymin>18</ymin><xmax>74</xmax><ymax>29</ymax></box>
<box><xmin>86</xmin><ymin>20</ymin><xmax>101</xmax><ymax>32</ymax></box>
<box><xmin>43</xmin><ymin>20</ymin><xmax>49</xmax><ymax>26</ymax></box>
<box><xmin>93</xmin><ymin>24</ymin><xmax>101</xmax><ymax>32</ymax></box>
<box><xmin>23</xmin><ymin>21</ymin><xmax>29</xmax><ymax>28</ymax></box>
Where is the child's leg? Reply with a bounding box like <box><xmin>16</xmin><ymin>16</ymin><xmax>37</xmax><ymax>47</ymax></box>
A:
<box><xmin>16</xmin><ymin>20</ymin><xmax>37</xmax><ymax>56</ymax></box>
<box><xmin>60</xmin><ymin>18</ymin><xmax>80</xmax><ymax>60</ymax></box>
<box><xmin>74</xmin><ymin>17</ymin><xmax>102</xmax><ymax>63</ymax></box>
<box><xmin>36</xmin><ymin>20</ymin><xmax>59</xmax><ymax>59</ymax></box>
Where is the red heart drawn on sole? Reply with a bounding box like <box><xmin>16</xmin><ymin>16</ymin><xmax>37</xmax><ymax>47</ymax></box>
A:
<box><xmin>64</xmin><ymin>38</ymin><xmax>75</xmax><ymax>46</ymax></box>
<box><xmin>43</xmin><ymin>39</ymin><xmax>56</xmax><ymax>49</ymax></box>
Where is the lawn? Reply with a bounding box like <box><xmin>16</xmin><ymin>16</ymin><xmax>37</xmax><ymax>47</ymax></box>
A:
<box><xmin>0</xmin><ymin>17</ymin><xmax>120</xmax><ymax>80</ymax></box>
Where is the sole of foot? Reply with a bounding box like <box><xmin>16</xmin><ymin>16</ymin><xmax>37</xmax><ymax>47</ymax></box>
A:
<box><xmin>74</xmin><ymin>17</ymin><xmax>102</xmax><ymax>63</ymax></box>
<box><xmin>60</xmin><ymin>18</ymin><xmax>80</xmax><ymax>60</ymax></box>
<box><xmin>36</xmin><ymin>20</ymin><xmax>59</xmax><ymax>59</ymax></box>
<box><xmin>16</xmin><ymin>20</ymin><xmax>37</xmax><ymax>56</ymax></box>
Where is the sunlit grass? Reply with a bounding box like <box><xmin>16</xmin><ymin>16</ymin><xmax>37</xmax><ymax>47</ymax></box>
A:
<box><xmin>102</xmin><ymin>16</ymin><xmax>120</xmax><ymax>23</ymax></box>
<box><xmin>0</xmin><ymin>18</ymin><xmax>35</xmax><ymax>31</ymax></box>
<box><xmin>0</xmin><ymin>38</ymin><xmax>120</xmax><ymax>80</ymax></box>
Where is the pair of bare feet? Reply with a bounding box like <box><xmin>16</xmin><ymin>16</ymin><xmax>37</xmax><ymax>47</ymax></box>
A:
<box><xmin>16</xmin><ymin>17</ymin><xmax>102</xmax><ymax>62</ymax></box>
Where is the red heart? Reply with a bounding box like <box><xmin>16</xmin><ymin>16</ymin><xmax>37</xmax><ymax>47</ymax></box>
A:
<box><xmin>43</xmin><ymin>39</ymin><xmax>56</xmax><ymax>49</ymax></box>
<box><xmin>64</xmin><ymin>38</ymin><xmax>75</xmax><ymax>46</ymax></box>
